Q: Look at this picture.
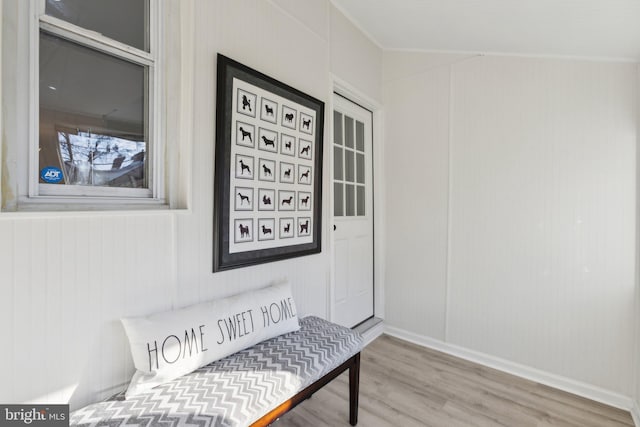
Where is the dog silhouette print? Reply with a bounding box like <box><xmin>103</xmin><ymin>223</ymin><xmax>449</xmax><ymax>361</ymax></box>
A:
<box><xmin>284</xmin><ymin>223</ymin><xmax>290</xmax><ymax>233</ymax></box>
<box><xmin>239</xmin><ymin>127</ymin><xmax>252</xmax><ymax>142</ymax></box>
<box><xmin>262</xmin><ymin>195</ymin><xmax>271</xmax><ymax>205</ymax></box>
<box><xmin>239</xmin><ymin>159</ymin><xmax>251</xmax><ymax>175</ymax></box>
<box><xmin>282</xmin><ymin>196</ymin><xmax>293</xmax><ymax>206</ymax></box>
<box><xmin>239</xmin><ymin>223</ymin><xmax>250</xmax><ymax>238</ymax></box>
<box><xmin>284</xmin><ymin>168</ymin><xmax>292</xmax><ymax>178</ymax></box>
<box><xmin>302</xmin><ymin>118</ymin><xmax>311</xmax><ymax>129</ymax></box>
<box><xmin>262</xmin><ymin>164</ymin><xmax>272</xmax><ymax>176</ymax></box>
<box><xmin>300</xmin><ymin>169</ymin><xmax>310</xmax><ymax>181</ymax></box>
<box><xmin>284</xmin><ymin>113</ymin><xmax>294</xmax><ymax>123</ymax></box>
<box><xmin>301</xmin><ymin>195</ymin><xmax>310</xmax><ymax>206</ymax></box>
<box><xmin>265</xmin><ymin>104</ymin><xmax>274</xmax><ymax>116</ymax></box>
<box><xmin>300</xmin><ymin>145</ymin><xmax>310</xmax><ymax>156</ymax></box>
<box><xmin>261</xmin><ymin>135</ymin><xmax>275</xmax><ymax>147</ymax></box>
<box><xmin>242</xmin><ymin>95</ymin><xmax>252</xmax><ymax>112</ymax></box>
<box><xmin>300</xmin><ymin>220</ymin><xmax>309</xmax><ymax>234</ymax></box>
<box><xmin>261</xmin><ymin>224</ymin><xmax>272</xmax><ymax>235</ymax></box>
<box><xmin>237</xmin><ymin>192</ymin><xmax>250</xmax><ymax>205</ymax></box>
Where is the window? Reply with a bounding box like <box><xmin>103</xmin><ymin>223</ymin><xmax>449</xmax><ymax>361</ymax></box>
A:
<box><xmin>32</xmin><ymin>0</ymin><xmax>162</xmax><ymax>201</ymax></box>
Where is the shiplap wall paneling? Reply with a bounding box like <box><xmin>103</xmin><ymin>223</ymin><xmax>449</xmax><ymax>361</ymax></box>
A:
<box><xmin>447</xmin><ymin>57</ymin><xmax>637</xmax><ymax>395</ymax></box>
<box><xmin>381</xmin><ymin>51</ymin><xmax>637</xmax><ymax>399</ymax></box>
<box><xmin>0</xmin><ymin>0</ymin><xmax>383</xmax><ymax>409</ymax></box>
<box><xmin>0</xmin><ymin>214</ymin><xmax>175</xmax><ymax>408</ymax></box>
<box><xmin>635</xmin><ymin>65</ymin><xmax>640</xmax><ymax>420</ymax></box>
<box><xmin>173</xmin><ymin>0</ymin><xmax>382</xmax><ymax>315</ymax></box>
<box><xmin>174</xmin><ymin>0</ymin><xmax>332</xmax><ymax>315</ymax></box>
<box><xmin>382</xmin><ymin>65</ymin><xmax>450</xmax><ymax>340</ymax></box>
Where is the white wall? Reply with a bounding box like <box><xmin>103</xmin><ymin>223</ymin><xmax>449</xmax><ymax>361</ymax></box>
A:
<box><xmin>383</xmin><ymin>52</ymin><xmax>637</xmax><ymax>398</ymax></box>
<box><xmin>5</xmin><ymin>0</ymin><xmax>637</xmax><ymax>413</ymax></box>
<box><xmin>0</xmin><ymin>0</ymin><xmax>382</xmax><ymax>410</ymax></box>
<box><xmin>382</xmin><ymin>53</ymin><xmax>452</xmax><ymax>340</ymax></box>
<box><xmin>635</xmin><ymin>65</ymin><xmax>640</xmax><ymax>423</ymax></box>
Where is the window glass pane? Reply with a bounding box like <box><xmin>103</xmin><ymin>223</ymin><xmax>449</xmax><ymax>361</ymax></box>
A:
<box><xmin>39</xmin><ymin>32</ymin><xmax>148</xmax><ymax>189</ymax></box>
<box><xmin>333</xmin><ymin>111</ymin><xmax>343</xmax><ymax>146</ymax></box>
<box><xmin>345</xmin><ymin>150</ymin><xmax>354</xmax><ymax>183</ymax></box>
<box><xmin>344</xmin><ymin>116</ymin><xmax>354</xmax><ymax>149</ymax></box>
<box><xmin>334</xmin><ymin>183</ymin><xmax>344</xmax><ymax>217</ymax></box>
<box><xmin>356</xmin><ymin>120</ymin><xmax>365</xmax><ymax>152</ymax></box>
<box><xmin>334</xmin><ymin>146</ymin><xmax>343</xmax><ymax>181</ymax></box>
<box><xmin>356</xmin><ymin>153</ymin><xmax>365</xmax><ymax>184</ymax></box>
<box><xmin>345</xmin><ymin>184</ymin><xmax>355</xmax><ymax>216</ymax></box>
<box><xmin>357</xmin><ymin>185</ymin><xmax>365</xmax><ymax>216</ymax></box>
<box><xmin>45</xmin><ymin>0</ymin><xmax>149</xmax><ymax>52</ymax></box>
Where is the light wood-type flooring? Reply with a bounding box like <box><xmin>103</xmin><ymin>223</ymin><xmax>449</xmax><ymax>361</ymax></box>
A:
<box><xmin>274</xmin><ymin>334</ymin><xmax>634</xmax><ymax>427</ymax></box>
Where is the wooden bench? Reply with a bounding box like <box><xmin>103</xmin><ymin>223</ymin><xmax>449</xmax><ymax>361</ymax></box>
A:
<box><xmin>70</xmin><ymin>316</ymin><xmax>363</xmax><ymax>426</ymax></box>
<box><xmin>253</xmin><ymin>352</ymin><xmax>361</xmax><ymax>426</ymax></box>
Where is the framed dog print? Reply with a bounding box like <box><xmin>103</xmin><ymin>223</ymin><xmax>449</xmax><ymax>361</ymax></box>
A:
<box><xmin>214</xmin><ymin>54</ymin><xmax>324</xmax><ymax>272</ymax></box>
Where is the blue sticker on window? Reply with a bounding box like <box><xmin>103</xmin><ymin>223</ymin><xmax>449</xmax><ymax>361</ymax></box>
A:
<box><xmin>40</xmin><ymin>166</ymin><xmax>63</xmax><ymax>183</ymax></box>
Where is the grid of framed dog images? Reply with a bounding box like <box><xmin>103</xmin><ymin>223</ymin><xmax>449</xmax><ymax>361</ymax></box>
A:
<box><xmin>213</xmin><ymin>55</ymin><xmax>324</xmax><ymax>272</ymax></box>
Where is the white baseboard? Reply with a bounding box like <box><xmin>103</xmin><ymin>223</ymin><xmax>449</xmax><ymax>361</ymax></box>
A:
<box><xmin>354</xmin><ymin>317</ymin><xmax>385</xmax><ymax>347</ymax></box>
<box><xmin>360</xmin><ymin>321</ymin><xmax>385</xmax><ymax>347</ymax></box>
<box><xmin>631</xmin><ymin>400</ymin><xmax>640</xmax><ymax>427</ymax></box>
<box><xmin>385</xmin><ymin>325</ymin><xmax>634</xmax><ymax>413</ymax></box>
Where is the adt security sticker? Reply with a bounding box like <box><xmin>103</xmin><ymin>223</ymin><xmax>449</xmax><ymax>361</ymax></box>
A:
<box><xmin>40</xmin><ymin>166</ymin><xmax>63</xmax><ymax>183</ymax></box>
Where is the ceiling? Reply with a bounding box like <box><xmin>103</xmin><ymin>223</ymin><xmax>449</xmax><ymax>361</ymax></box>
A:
<box><xmin>330</xmin><ymin>0</ymin><xmax>640</xmax><ymax>61</ymax></box>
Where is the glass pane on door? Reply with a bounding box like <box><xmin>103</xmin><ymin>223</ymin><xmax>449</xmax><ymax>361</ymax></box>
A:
<box><xmin>356</xmin><ymin>120</ymin><xmax>365</xmax><ymax>151</ymax></box>
<box><xmin>345</xmin><ymin>150</ymin><xmax>354</xmax><ymax>183</ymax></box>
<box><xmin>333</xmin><ymin>111</ymin><xmax>343</xmax><ymax>146</ymax></box>
<box><xmin>357</xmin><ymin>185</ymin><xmax>365</xmax><ymax>216</ymax></box>
<box><xmin>334</xmin><ymin>146</ymin><xmax>343</xmax><ymax>181</ymax></box>
<box><xmin>356</xmin><ymin>153</ymin><xmax>365</xmax><ymax>184</ymax></box>
<box><xmin>334</xmin><ymin>183</ymin><xmax>344</xmax><ymax>216</ymax></box>
<box><xmin>345</xmin><ymin>184</ymin><xmax>355</xmax><ymax>216</ymax></box>
<box><xmin>344</xmin><ymin>117</ymin><xmax>354</xmax><ymax>149</ymax></box>
<box><xmin>334</xmin><ymin>106</ymin><xmax>368</xmax><ymax>218</ymax></box>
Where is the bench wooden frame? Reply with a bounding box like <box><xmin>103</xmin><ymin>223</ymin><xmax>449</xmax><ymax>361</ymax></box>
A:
<box><xmin>251</xmin><ymin>352</ymin><xmax>361</xmax><ymax>426</ymax></box>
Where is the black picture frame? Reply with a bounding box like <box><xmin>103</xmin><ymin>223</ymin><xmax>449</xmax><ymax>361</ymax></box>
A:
<box><xmin>214</xmin><ymin>54</ymin><xmax>324</xmax><ymax>272</ymax></box>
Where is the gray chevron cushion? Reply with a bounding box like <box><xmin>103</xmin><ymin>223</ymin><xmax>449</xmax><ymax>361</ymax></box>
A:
<box><xmin>70</xmin><ymin>316</ymin><xmax>363</xmax><ymax>426</ymax></box>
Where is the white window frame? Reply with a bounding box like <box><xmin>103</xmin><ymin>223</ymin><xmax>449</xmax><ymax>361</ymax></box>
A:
<box><xmin>27</xmin><ymin>0</ymin><xmax>165</xmax><ymax>205</ymax></box>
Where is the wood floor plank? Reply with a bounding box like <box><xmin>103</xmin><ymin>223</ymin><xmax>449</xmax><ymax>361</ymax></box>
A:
<box><xmin>273</xmin><ymin>334</ymin><xmax>633</xmax><ymax>427</ymax></box>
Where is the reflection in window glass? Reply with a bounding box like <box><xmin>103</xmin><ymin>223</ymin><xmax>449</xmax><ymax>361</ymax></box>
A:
<box><xmin>39</xmin><ymin>32</ymin><xmax>148</xmax><ymax>188</ymax></box>
<box><xmin>45</xmin><ymin>0</ymin><xmax>149</xmax><ymax>51</ymax></box>
<box><xmin>56</xmin><ymin>130</ymin><xmax>146</xmax><ymax>187</ymax></box>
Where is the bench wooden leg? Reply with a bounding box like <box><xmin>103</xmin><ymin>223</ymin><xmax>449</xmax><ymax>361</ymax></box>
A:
<box><xmin>252</xmin><ymin>352</ymin><xmax>361</xmax><ymax>427</ymax></box>
<box><xmin>349</xmin><ymin>353</ymin><xmax>360</xmax><ymax>426</ymax></box>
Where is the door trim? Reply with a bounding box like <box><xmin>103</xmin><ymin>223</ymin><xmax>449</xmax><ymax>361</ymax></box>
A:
<box><xmin>329</xmin><ymin>75</ymin><xmax>385</xmax><ymax>325</ymax></box>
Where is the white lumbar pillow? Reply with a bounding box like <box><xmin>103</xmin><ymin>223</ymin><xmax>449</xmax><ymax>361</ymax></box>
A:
<box><xmin>121</xmin><ymin>281</ymin><xmax>300</xmax><ymax>398</ymax></box>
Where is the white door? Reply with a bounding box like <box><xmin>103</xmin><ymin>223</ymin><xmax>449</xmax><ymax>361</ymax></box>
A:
<box><xmin>332</xmin><ymin>94</ymin><xmax>374</xmax><ymax>328</ymax></box>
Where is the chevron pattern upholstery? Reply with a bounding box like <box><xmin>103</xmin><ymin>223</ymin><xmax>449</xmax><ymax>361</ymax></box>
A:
<box><xmin>71</xmin><ymin>316</ymin><xmax>363</xmax><ymax>426</ymax></box>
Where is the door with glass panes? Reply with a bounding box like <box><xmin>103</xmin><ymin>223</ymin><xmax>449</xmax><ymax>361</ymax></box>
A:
<box><xmin>332</xmin><ymin>94</ymin><xmax>374</xmax><ymax>328</ymax></box>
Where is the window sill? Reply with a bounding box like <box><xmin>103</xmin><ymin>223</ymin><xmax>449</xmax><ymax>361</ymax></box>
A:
<box><xmin>0</xmin><ymin>196</ymin><xmax>191</xmax><ymax>217</ymax></box>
